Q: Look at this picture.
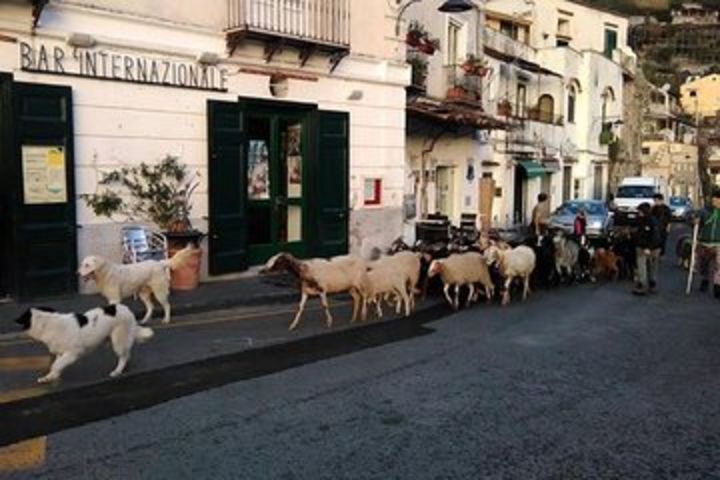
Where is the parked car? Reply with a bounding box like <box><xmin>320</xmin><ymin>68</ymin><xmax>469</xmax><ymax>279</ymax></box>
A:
<box><xmin>550</xmin><ymin>200</ymin><xmax>613</xmax><ymax>238</ymax></box>
<box><xmin>669</xmin><ymin>196</ymin><xmax>693</xmax><ymax>222</ymax></box>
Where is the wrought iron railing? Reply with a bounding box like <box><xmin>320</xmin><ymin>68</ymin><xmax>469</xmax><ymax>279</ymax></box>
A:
<box><xmin>227</xmin><ymin>0</ymin><xmax>350</xmax><ymax>47</ymax></box>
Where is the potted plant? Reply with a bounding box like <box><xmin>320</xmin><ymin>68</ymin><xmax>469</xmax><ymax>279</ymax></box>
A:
<box><xmin>419</xmin><ymin>37</ymin><xmax>440</xmax><ymax>55</ymax></box>
<box><xmin>81</xmin><ymin>155</ymin><xmax>205</xmax><ymax>290</ymax></box>
<box><xmin>406</xmin><ymin>21</ymin><xmax>426</xmax><ymax>48</ymax></box>
<box><xmin>408</xmin><ymin>54</ymin><xmax>428</xmax><ymax>89</ymax></box>
<box><xmin>497</xmin><ymin>99</ymin><xmax>512</xmax><ymax>116</ymax></box>
<box><xmin>461</xmin><ymin>54</ymin><xmax>489</xmax><ymax>77</ymax></box>
<box><xmin>446</xmin><ymin>85</ymin><xmax>468</xmax><ymax>100</ymax></box>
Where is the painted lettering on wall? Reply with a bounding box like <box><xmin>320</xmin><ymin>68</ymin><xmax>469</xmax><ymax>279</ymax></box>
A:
<box><xmin>19</xmin><ymin>42</ymin><xmax>229</xmax><ymax>92</ymax></box>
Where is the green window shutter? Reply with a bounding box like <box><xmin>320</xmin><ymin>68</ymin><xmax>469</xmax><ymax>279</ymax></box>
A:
<box><xmin>604</xmin><ymin>29</ymin><xmax>617</xmax><ymax>59</ymax></box>
<box><xmin>313</xmin><ymin>110</ymin><xmax>349</xmax><ymax>258</ymax></box>
<box><xmin>11</xmin><ymin>82</ymin><xmax>77</xmax><ymax>299</ymax></box>
<box><xmin>207</xmin><ymin>100</ymin><xmax>247</xmax><ymax>274</ymax></box>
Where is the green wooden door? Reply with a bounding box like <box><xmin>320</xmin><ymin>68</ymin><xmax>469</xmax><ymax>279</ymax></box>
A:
<box><xmin>313</xmin><ymin>110</ymin><xmax>349</xmax><ymax>258</ymax></box>
<box><xmin>208</xmin><ymin>100</ymin><xmax>247</xmax><ymax>275</ymax></box>
<box><xmin>0</xmin><ymin>73</ymin><xmax>13</xmax><ymax>296</ymax></box>
<box><xmin>10</xmin><ymin>82</ymin><xmax>77</xmax><ymax>298</ymax></box>
<box><xmin>245</xmin><ymin>109</ymin><xmax>309</xmax><ymax>264</ymax></box>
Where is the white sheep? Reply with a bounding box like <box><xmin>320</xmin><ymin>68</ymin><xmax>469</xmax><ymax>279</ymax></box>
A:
<box><xmin>485</xmin><ymin>245</ymin><xmax>536</xmax><ymax>306</ymax></box>
<box><xmin>368</xmin><ymin>251</ymin><xmax>423</xmax><ymax>313</ymax></box>
<box><xmin>427</xmin><ymin>252</ymin><xmax>495</xmax><ymax>310</ymax></box>
<box><xmin>262</xmin><ymin>253</ymin><xmax>366</xmax><ymax>331</ymax></box>
<box><xmin>357</xmin><ymin>265</ymin><xmax>411</xmax><ymax>319</ymax></box>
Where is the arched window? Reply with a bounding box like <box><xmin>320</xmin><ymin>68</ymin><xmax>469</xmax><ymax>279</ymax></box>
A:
<box><xmin>567</xmin><ymin>86</ymin><xmax>576</xmax><ymax>124</ymax></box>
<box><xmin>538</xmin><ymin>94</ymin><xmax>554</xmax><ymax>123</ymax></box>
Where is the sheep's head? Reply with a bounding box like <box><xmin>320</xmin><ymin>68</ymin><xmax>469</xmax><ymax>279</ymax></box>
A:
<box><xmin>261</xmin><ymin>252</ymin><xmax>296</xmax><ymax>274</ymax></box>
<box><xmin>427</xmin><ymin>260</ymin><xmax>443</xmax><ymax>278</ymax></box>
<box><xmin>484</xmin><ymin>246</ymin><xmax>501</xmax><ymax>267</ymax></box>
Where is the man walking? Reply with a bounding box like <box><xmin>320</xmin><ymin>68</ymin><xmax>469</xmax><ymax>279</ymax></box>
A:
<box><xmin>651</xmin><ymin>193</ymin><xmax>672</xmax><ymax>256</ymax></box>
<box><xmin>633</xmin><ymin>202</ymin><xmax>662</xmax><ymax>295</ymax></box>
<box><xmin>694</xmin><ymin>188</ymin><xmax>720</xmax><ymax>298</ymax></box>
<box><xmin>531</xmin><ymin>193</ymin><xmax>551</xmax><ymax>242</ymax></box>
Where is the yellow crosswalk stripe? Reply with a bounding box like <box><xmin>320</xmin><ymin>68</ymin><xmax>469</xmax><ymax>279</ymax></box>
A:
<box><xmin>0</xmin><ymin>438</ymin><xmax>47</xmax><ymax>472</ymax></box>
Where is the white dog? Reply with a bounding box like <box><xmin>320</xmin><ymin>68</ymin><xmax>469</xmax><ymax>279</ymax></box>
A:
<box><xmin>78</xmin><ymin>246</ymin><xmax>195</xmax><ymax>324</ymax></box>
<box><xmin>15</xmin><ymin>304</ymin><xmax>154</xmax><ymax>383</ymax></box>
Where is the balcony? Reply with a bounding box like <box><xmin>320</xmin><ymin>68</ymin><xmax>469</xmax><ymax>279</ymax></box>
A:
<box><xmin>444</xmin><ymin>65</ymin><xmax>483</xmax><ymax>104</ymax></box>
<box><xmin>226</xmin><ymin>0</ymin><xmax>350</xmax><ymax>69</ymax></box>
<box><xmin>483</xmin><ymin>28</ymin><xmax>536</xmax><ymax>63</ymax></box>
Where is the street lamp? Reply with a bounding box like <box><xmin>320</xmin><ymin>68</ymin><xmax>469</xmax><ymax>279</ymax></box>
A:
<box><xmin>393</xmin><ymin>0</ymin><xmax>474</xmax><ymax>35</ymax></box>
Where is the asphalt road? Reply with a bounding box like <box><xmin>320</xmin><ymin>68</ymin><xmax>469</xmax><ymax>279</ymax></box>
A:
<box><xmin>1</xmin><ymin>250</ymin><xmax>719</xmax><ymax>479</ymax></box>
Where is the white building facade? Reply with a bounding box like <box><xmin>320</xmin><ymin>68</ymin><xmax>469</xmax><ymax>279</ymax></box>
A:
<box><xmin>0</xmin><ymin>0</ymin><xmax>409</xmax><ymax>298</ymax></box>
<box><xmin>403</xmin><ymin>0</ymin><xmax>634</xmax><ymax>231</ymax></box>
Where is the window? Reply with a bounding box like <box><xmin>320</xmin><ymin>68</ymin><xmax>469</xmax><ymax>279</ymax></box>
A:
<box><xmin>446</xmin><ymin>20</ymin><xmax>462</xmax><ymax>65</ymax></box>
<box><xmin>642</xmin><ymin>147</ymin><xmax>651</xmax><ymax>155</ymax></box>
<box><xmin>499</xmin><ymin>20</ymin><xmax>518</xmax><ymax>40</ymax></box>
<box><xmin>567</xmin><ymin>86</ymin><xmax>576</xmax><ymax>124</ymax></box>
<box><xmin>364</xmin><ymin>178</ymin><xmax>382</xmax><ymax>205</ymax></box>
<box><xmin>538</xmin><ymin>94</ymin><xmax>555</xmax><ymax>123</ymax></box>
<box><xmin>604</xmin><ymin>28</ymin><xmax>618</xmax><ymax>59</ymax></box>
<box><xmin>516</xmin><ymin>84</ymin><xmax>527</xmax><ymax>118</ymax></box>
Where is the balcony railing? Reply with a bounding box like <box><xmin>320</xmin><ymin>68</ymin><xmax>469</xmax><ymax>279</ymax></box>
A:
<box><xmin>483</xmin><ymin>28</ymin><xmax>536</xmax><ymax>62</ymax></box>
<box><xmin>227</xmin><ymin>0</ymin><xmax>350</xmax><ymax>48</ymax></box>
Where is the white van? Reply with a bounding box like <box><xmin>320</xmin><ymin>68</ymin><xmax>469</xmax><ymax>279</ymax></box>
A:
<box><xmin>614</xmin><ymin>177</ymin><xmax>667</xmax><ymax>225</ymax></box>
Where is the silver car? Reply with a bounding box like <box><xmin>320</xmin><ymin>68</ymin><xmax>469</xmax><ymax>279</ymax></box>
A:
<box><xmin>669</xmin><ymin>196</ymin><xmax>693</xmax><ymax>222</ymax></box>
<box><xmin>549</xmin><ymin>200</ymin><xmax>613</xmax><ymax>237</ymax></box>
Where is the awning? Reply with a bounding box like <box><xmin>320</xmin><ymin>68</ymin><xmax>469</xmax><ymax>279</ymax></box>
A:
<box><xmin>517</xmin><ymin>160</ymin><xmax>547</xmax><ymax>178</ymax></box>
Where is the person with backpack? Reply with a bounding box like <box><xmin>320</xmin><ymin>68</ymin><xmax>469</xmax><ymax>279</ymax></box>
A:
<box><xmin>633</xmin><ymin>202</ymin><xmax>662</xmax><ymax>296</ymax></box>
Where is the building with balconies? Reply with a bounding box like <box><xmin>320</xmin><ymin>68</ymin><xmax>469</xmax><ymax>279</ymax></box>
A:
<box><xmin>482</xmin><ymin>0</ymin><xmax>633</xmax><ymax>225</ymax></box>
<box><xmin>0</xmin><ymin>0</ymin><xmax>410</xmax><ymax>298</ymax></box>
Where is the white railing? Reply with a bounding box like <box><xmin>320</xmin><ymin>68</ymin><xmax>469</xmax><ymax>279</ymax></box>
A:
<box><xmin>228</xmin><ymin>0</ymin><xmax>350</xmax><ymax>47</ymax></box>
<box><xmin>483</xmin><ymin>28</ymin><xmax>536</xmax><ymax>62</ymax></box>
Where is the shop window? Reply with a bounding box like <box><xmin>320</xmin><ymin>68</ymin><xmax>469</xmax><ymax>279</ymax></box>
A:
<box><xmin>364</xmin><ymin>178</ymin><xmax>382</xmax><ymax>205</ymax></box>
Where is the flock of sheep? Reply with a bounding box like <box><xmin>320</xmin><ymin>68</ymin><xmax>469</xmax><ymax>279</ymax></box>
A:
<box><xmin>262</xmin><ymin>238</ymin><xmax>540</xmax><ymax>331</ymax></box>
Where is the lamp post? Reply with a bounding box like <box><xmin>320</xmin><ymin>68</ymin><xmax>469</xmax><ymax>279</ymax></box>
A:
<box><xmin>392</xmin><ymin>0</ymin><xmax>474</xmax><ymax>36</ymax></box>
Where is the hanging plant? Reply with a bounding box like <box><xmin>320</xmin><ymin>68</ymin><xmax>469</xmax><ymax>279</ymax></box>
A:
<box><xmin>419</xmin><ymin>37</ymin><xmax>441</xmax><ymax>55</ymax></box>
<box><xmin>406</xmin><ymin>20</ymin><xmax>427</xmax><ymax>48</ymax></box>
<box><xmin>408</xmin><ymin>54</ymin><xmax>429</xmax><ymax>88</ymax></box>
<box><xmin>497</xmin><ymin>99</ymin><xmax>513</xmax><ymax>116</ymax></box>
<box><xmin>599</xmin><ymin>124</ymin><xmax>615</xmax><ymax>145</ymax></box>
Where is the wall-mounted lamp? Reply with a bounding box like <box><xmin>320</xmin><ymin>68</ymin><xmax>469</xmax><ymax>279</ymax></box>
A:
<box><xmin>196</xmin><ymin>51</ymin><xmax>221</xmax><ymax>66</ymax></box>
<box><xmin>392</xmin><ymin>0</ymin><xmax>473</xmax><ymax>36</ymax></box>
<box><xmin>65</xmin><ymin>33</ymin><xmax>95</xmax><ymax>48</ymax></box>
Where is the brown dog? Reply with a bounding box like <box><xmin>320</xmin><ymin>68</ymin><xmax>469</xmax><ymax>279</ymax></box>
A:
<box><xmin>593</xmin><ymin>248</ymin><xmax>621</xmax><ymax>281</ymax></box>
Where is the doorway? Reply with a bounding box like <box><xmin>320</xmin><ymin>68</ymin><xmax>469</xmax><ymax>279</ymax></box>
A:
<box><xmin>246</xmin><ymin>112</ymin><xmax>308</xmax><ymax>265</ymax></box>
<box><xmin>513</xmin><ymin>165</ymin><xmax>527</xmax><ymax>225</ymax></box>
<box><xmin>436</xmin><ymin>166</ymin><xmax>455</xmax><ymax>218</ymax></box>
<box><xmin>0</xmin><ymin>78</ymin><xmax>77</xmax><ymax>299</ymax></box>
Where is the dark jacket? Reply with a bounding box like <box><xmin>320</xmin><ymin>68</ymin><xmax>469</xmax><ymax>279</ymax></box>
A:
<box><xmin>634</xmin><ymin>215</ymin><xmax>662</xmax><ymax>250</ymax></box>
<box><xmin>651</xmin><ymin>204</ymin><xmax>672</xmax><ymax>231</ymax></box>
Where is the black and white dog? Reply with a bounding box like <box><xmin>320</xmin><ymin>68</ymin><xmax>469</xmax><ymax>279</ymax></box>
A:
<box><xmin>15</xmin><ymin>304</ymin><xmax>153</xmax><ymax>383</ymax></box>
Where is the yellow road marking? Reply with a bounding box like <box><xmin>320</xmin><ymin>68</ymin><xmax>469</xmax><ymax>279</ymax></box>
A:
<box><xmin>0</xmin><ymin>301</ymin><xmax>351</xmax><ymax>347</ymax></box>
<box><xmin>0</xmin><ymin>356</ymin><xmax>50</xmax><ymax>371</ymax></box>
<box><xmin>0</xmin><ymin>437</ymin><xmax>47</xmax><ymax>472</ymax></box>
<box><xmin>0</xmin><ymin>387</ymin><xmax>48</xmax><ymax>404</ymax></box>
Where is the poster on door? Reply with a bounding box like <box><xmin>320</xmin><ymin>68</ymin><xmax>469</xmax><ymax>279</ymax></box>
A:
<box><xmin>248</xmin><ymin>140</ymin><xmax>270</xmax><ymax>200</ymax></box>
<box><xmin>22</xmin><ymin>145</ymin><xmax>67</xmax><ymax>204</ymax></box>
<box><xmin>286</xmin><ymin>123</ymin><xmax>302</xmax><ymax>198</ymax></box>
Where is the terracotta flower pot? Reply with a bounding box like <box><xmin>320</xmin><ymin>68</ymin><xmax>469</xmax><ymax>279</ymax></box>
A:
<box><xmin>169</xmin><ymin>245</ymin><xmax>202</xmax><ymax>290</ymax></box>
<box><xmin>165</xmin><ymin>230</ymin><xmax>205</xmax><ymax>291</ymax></box>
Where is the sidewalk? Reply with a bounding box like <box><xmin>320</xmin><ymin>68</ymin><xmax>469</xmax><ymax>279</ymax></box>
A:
<box><xmin>0</xmin><ymin>273</ymin><xmax>301</xmax><ymax>335</ymax></box>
